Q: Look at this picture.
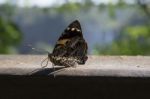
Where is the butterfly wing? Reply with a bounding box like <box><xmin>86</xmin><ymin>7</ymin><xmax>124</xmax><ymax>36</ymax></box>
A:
<box><xmin>50</xmin><ymin>20</ymin><xmax>88</xmax><ymax>66</ymax></box>
<box><xmin>64</xmin><ymin>36</ymin><xmax>88</xmax><ymax>64</ymax></box>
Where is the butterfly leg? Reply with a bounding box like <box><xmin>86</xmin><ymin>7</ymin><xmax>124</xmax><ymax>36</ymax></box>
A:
<box><xmin>52</xmin><ymin>63</ymin><xmax>55</xmax><ymax>71</ymax></box>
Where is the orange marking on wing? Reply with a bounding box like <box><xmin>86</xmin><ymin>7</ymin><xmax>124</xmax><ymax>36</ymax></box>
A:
<box><xmin>57</xmin><ymin>39</ymin><xmax>70</xmax><ymax>45</ymax></box>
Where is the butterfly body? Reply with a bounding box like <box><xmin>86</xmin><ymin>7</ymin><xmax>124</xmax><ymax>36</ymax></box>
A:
<box><xmin>48</xmin><ymin>20</ymin><xmax>88</xmax><ymax>67</ymax></box>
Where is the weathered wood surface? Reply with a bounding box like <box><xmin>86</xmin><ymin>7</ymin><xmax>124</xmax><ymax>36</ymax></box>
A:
<box><xmin>0</xmin><ymin>55</ymin><xmax>150</xmax><ymax>77</ymax></box>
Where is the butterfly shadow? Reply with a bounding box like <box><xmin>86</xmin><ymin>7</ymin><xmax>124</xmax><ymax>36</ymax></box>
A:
<box><xmin>27</xmin><ymin>66</ymin><xmax>65</xmax><ymax>76</ymax></box>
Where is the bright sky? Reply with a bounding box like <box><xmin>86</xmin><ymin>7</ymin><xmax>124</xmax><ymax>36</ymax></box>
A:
<box><xmin>0</xmin><ymin>0</ymin><xmax>136</xmax><ymax>7</ymax></box>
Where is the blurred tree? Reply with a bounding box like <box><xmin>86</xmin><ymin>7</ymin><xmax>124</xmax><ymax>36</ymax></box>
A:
<box><xmin>94</xmin><ymin>0</ymin><xmax>150</xmax><ymax>55</ymax></box>
<box><xmin>95</xmin><ymin>25</ymin><xmax>150</xmax><ymax>55</ymax></box>
<box><xmin>0</xmin><ymin>3</ymin><xmax>22</xmax><ymax>54</ymax></box>
<box><xmin>54</xmin><ymin>0</ymin><xmax>95</xmax><ymax>14</ymax></box>
<box><xmin>54</xmin><ymin>2</ymin><xmax>81</xmax><ymax>13</ymax></box>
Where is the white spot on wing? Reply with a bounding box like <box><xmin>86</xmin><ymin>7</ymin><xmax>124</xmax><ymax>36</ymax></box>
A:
<box><xmin>71</xmin><ymin>28</ymin><xmax>75</xmax><ymax>31</ymax></box>
<box><xmin>76</xmin><ymin>29</ymin><xmax>81</xmax><ymax>32</ymax></box>
<box><xmin>67</xmin><ymin>27</ymin><xmax>70</xmax><ymax>30</ymax></box>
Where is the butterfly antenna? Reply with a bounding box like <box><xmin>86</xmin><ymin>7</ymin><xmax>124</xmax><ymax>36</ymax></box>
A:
<box><xmin>27</xmin><ymin>44</ymin><xmax>49</xmax><ymax>54</ymax></box>
<box><xmin>52</xmin><ymin>63</ymin><xmax>55</xmax><ymax>72</ymax></box>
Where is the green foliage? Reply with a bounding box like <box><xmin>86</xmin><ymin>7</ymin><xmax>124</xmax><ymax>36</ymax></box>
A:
<box><xmin>54</xmin><ymin>2</ymin><xmax>81</xmax><ymax>13</ymax></box>
<box><xmin>93</xmin><ymin>0</ymin><xmax>150</xmax><ymax>55</ymax></box>
<box><xmin>126</xmin><ymin>26</ymin><xmax>150</xmax><ymax>39</ymax></box>
<box><xmin>94</xmin><ymin>25</ymin><xmax>150</xmax><ymax>55</ymax></box>
<box><xmin>54</xmin><ymin>0</ymin><xmax>94</xmax><ymax>14</ymax></box>
<box><xmin>0</xmin><ymin>2</ymin><xmax>22</xmax><ymax>54</ymax></box>
<box><xmin>108</xmin><ymin>2</ymin><xmax>116</xmax><ymax>19</ymax></box>
<box><xmin>0</xmin><ymin>17</ymin><xmax>21</xmax><ymax>54</ymax></box>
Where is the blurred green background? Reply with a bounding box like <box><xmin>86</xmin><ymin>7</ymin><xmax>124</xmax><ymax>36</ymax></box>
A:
<box><xmin>0</xmin><ymin>0</ymin><xmax>150</xmax><ymax>55</ymax></box>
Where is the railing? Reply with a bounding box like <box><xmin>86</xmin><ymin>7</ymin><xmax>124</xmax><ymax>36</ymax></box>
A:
<box><xmin>0</xmin><ymin>55</ymin><xmax>150</xmax><ymax>99</ymax></box>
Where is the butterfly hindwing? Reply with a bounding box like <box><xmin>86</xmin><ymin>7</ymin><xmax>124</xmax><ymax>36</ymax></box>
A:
<box><xmin>49</xmin><ymin>20</ymin><xmax>88</xmax><ymax>67</ymax></box>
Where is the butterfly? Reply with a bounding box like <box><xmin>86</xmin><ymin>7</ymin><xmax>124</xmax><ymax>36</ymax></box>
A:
<box><xmin>48</xmin><ymin>20</ymin><xmax>88</xmax><ymax>67</ymax></box>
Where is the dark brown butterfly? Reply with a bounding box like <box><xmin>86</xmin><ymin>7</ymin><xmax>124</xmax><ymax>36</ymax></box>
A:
<box><xmin>48</xmin><ymin>20</ymin><xmax>88</xmax><ymax>67</ymax></box>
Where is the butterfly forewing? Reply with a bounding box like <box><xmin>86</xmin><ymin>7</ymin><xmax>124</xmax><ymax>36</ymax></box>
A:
<box><xmin>49</xmin><ymin>20</ymin><xmax>88</xmax><ymax>67</ymax></box>
<box><xmin>58</xmin><ymin>20</ymin><xmax>83</xmax><ymax>40</ymax></box>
